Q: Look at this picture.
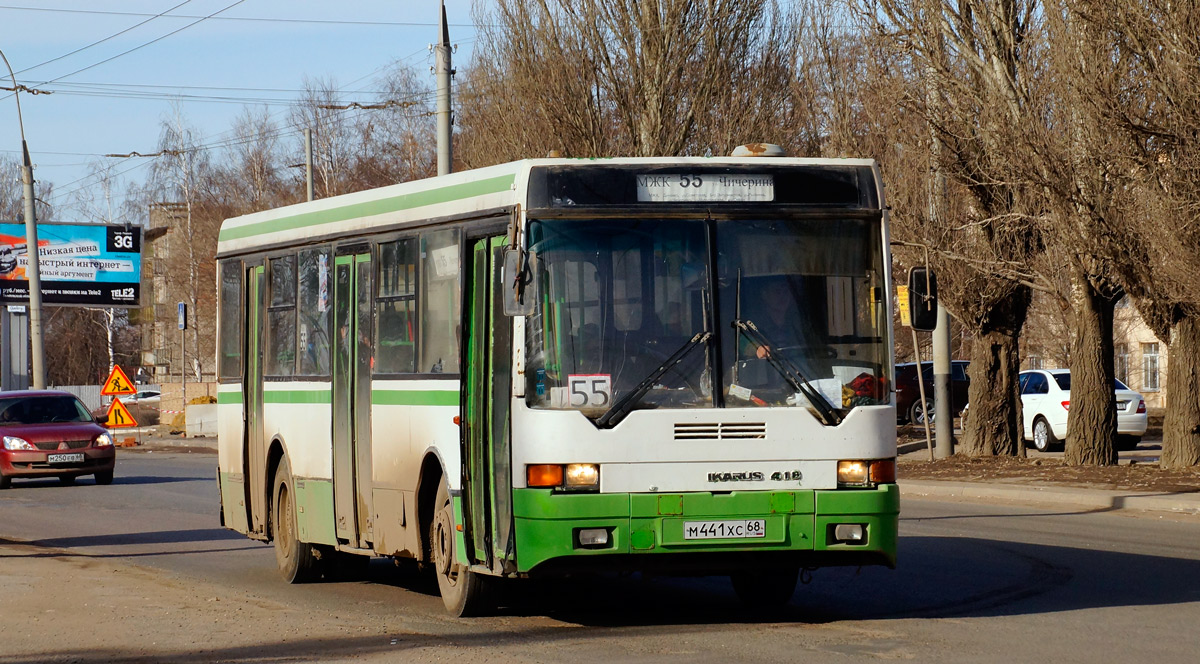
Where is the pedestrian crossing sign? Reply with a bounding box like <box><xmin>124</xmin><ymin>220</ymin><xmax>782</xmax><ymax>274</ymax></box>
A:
<box><xmin>105</xmin><ymin>398</ymin><xmax>138</xmax><ymax>428</ymax></box>
<box><xmin>101</xmin><ymin>365</ymin><xmax>136</xmax><ymax>396</ymax></box>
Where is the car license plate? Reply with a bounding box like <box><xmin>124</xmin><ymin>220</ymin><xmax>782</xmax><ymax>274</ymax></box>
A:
<box><xmin>683</xmin><ymin>519</ymin><xmax>766</xmax><ymax>540</ymax></box>
<box><xmin>47</xmin><ymin>453</ymin><xmax>84</xmax><ymax>464</ymax></box>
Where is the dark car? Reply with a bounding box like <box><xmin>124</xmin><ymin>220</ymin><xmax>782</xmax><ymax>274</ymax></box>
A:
<box><xmin>0</xmin><ymin>390</ymin><xmax>116</xmax><ymax>489</ymax></box>
<box><xmin>895</xmin><ymin>361</ymin><xmax>970</xmax><ymax>424</ymax></box>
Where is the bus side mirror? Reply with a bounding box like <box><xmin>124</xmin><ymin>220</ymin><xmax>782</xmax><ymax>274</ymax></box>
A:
<box><xmin>503</xmin><ymin>248</ymin><xmax>536</xmax><ymax>316</ymax></box>
<box><xmin>908</xmin><ymin>267</ymin><xmax>938</xmax><ymax>331</ymax></box>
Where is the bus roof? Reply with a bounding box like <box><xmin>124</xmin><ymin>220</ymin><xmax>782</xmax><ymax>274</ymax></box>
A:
<box><xmin>216</xmin><ymin>156</ymin><xmax>879</xmax><ymax>258</ymax></box>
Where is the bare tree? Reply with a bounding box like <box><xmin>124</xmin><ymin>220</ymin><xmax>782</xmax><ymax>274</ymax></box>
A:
<box><xmin>461</xmin><ymin>0</ymin><xmax>777</xmax><ymax>161</ymax></box>
<box><xmin>1065</xmin><ymin>1</ymin><xmax>1200</xmax><ymax>467</ymax></box>
<box><xmin>289</xmin><ymin>77</ymin><xmax>355</xmax><ymax>198</ymax></box>
<box><xmin>146</xmin><ymin>107</ymin><xmax>218</xmax><ymax>383</ymax></box>
<box><xmin>0</xmin><ymin>154</ymin><xmax>53</xmax><ymax>221</ymax></box>
<box><xmin>862</xmin><ymin>0</ymin><xmax>1044</xmax><ymax>457</ymax></box>
<box><xmin>351</xmin><ymin>62</ymin><xmax>437</xmax><ymax>187</ymax></box>
<box><xmin>224</xmin><ymin>106</ymin><xmax>286</xmax><ymax>208</ymax></box>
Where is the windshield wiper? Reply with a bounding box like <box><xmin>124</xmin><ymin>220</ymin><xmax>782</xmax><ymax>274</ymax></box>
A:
<box><xmin>733</xmin><ymin>319</ymin><xmax>842</xmax><ymax>426</ymax></box>
<box><xmin>596</xmin><ymin>331</ymin><xmax>711</xmax><ymax>429</ymax></box>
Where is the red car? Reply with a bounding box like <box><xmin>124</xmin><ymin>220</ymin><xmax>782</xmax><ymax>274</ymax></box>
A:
<box><xmin>0</xmin><ymin>390</ymin><xmax>116</xmax><ymax>489</ymax></box>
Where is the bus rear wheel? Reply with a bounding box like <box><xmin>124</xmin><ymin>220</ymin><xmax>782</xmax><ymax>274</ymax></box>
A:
<box><xmin>274</xmin><ymin>457</ymin><xmax>320</xmax><ymax>583</ymax></box>
<box><xmin>731</xmin><ymin>566</ymin><xmax>798</xmax><ymax>610</ymax></box>
<box><xmin>431</xmin><ymin>481</ymin><xmax>492</xmax><ymax>616</ymax></box>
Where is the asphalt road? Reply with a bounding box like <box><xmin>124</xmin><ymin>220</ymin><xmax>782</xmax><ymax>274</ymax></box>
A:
<box><xmin>2</xmin><ymin>450</ymin><xmax>1200</xmax><ymax>663</ymax></box>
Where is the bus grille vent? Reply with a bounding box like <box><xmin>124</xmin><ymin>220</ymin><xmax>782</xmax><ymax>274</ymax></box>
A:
<box><xmin>674</xmin><ymin>422</ymin><xmax>766</xmax><ymax>440</ymax></box>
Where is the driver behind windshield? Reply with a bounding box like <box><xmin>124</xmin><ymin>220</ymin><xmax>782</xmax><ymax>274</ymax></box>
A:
<box><xmin>738</xmin><ymin>276</ymin><xmax>822</xmax><ymax>361</ymax></box>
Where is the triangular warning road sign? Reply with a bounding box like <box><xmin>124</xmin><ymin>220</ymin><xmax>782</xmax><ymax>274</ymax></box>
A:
<box><xmin>105</xmin><ymin>398</ymin><xmax>138</xmax><ymax>428</ymax></box>
<box><xmin>101</xmin><ymin>365</ymin><xmax>136</xmax><ymax>396</ymax></box>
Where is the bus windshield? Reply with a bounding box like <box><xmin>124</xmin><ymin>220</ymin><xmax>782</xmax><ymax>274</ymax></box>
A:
<box><xmin>524</xmin><ymin>216</ymin><xmax>889</xmax><ymax>421</ymax></box>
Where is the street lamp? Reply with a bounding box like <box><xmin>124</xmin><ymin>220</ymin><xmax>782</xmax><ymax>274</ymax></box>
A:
<box><xmin>1</xmin><ymin>48</ymin><xmax>46</xmax><ymax>389</ymax></box>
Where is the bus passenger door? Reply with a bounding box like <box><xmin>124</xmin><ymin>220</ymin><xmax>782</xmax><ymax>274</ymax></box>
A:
<box><xmin>332</xmin><ymin>251</ymin><xmax>374</xmax><ymax>549</ymax></box>
<box><xmin>244</xmin><ymin>264</ymin><xmax>268</xmax><ymax>536</ymax></box>
<box><xmin>463</xmin><ymin>235</ymin><xmax>515</xmax><ymax>571</ymax></box>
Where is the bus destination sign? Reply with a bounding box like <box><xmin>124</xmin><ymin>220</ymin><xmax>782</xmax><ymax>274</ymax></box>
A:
<box><xmin>636</xmin><ymin>173</ymin><xmax>775</xmax><ymax>203</ymax></box>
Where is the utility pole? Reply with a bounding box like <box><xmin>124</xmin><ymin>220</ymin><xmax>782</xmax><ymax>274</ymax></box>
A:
<box><xmin>435</xmin><ymin>0</ymin><xmax>453</xmax><ymax>176</ymax></box>
<box><xmin>304</xmin><ymin>128</ymin><xmax>315</xmax><ymax>202</ymax></box>
<box><xmin>933</xmin><ymin>304</ymin><xmax>953</xmax><ymax>458</ymax></box>
<box><xmin>924</xmin><ymin>36</ymin><xmax>952</xmax><ymax>459</ymax></box>
<box><xmin>2</xmin><ymin>49</ymin><xmax>45</xmax><ymax>389</ymax></box>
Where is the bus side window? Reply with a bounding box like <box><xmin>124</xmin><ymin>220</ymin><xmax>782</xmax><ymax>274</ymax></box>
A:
<box><xmin>266</xmin><ymin>254</ymin><xmax>297</xmax><ymax>376</ymax></box>
<box><xmin>218</xmin><ymin>260</ymin><xmax>242</xmax><ymax>380</ymax></box>
<box><xmin>376</xmin><ymin>238</ymin><xmax>418</xmax><ymax>374</ymax></box>
<box><xmin>420</xmin><ymin>229</ymin><xmax>461</xmax><ymax>374</ymax></box>
<box><xmin>298</xmin><ymin>248</ymin><xmax>333</xmax><ymax>377</ymax></box>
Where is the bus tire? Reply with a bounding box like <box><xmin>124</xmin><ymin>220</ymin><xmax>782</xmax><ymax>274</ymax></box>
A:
<box><xmin>273</xmin><ymin>457</ymin><xmax>320</xmax><ymax>583</ymax></box>
<box><xmin>731</xmin><ymin>566</ymin><xmax>798</xmax><ymax>610</ymax></box>
<box><xmin>431</xmin><ymin>481</ymin><xmax>492</xmax><ymax>616</ymax></box>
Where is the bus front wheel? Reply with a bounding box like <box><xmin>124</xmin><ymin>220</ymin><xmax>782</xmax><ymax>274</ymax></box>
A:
<box><xmin>273</xmin><ymin>457</ymin><xmax>320</xmax><ymax>583</ymax></box>
<box><xmin>731</xmin><ymin>567</ymin><xmax>798</xmax><ymax>610</ymax></box>
<box><xmin>431</xmin><ymin>481</ymin><xmax>492</xmax><ymax>616</ymax></box>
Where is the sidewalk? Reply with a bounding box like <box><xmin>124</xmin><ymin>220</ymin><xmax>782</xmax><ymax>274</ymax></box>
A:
<box><xmin>900</xmin><ymin>479</ymin><xmax>1200</xmax><ymax>517</ymax></box>
<box><xmin>113</xmin><ymin>431</ymin><xmax>1200</xmax><ymax>519</ymax></box>
<box><xmin>897</xmin><ymin>437</ymin><xmax>1200</xmax><ymax>517</ymax></box>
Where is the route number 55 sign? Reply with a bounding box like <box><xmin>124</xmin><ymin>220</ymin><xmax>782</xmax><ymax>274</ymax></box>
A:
<box><xmin>568</xmin><ymin>374</ymin><xmax>612</xmax><ymax>408</ymax></box>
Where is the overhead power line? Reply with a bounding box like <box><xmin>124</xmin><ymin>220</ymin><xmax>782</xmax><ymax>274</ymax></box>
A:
<box><xmin>0</xmin><ymin>83</ymin><xmax>51</xmax><ymax>94</ymax></box>
<box><xmin>317</xmin><ymin>99</ymin><xmax>425</xmax><ymax>111</ymax></box>
<box><xmin>29</xmin><ymin>0</ymin><xmax>248</xmax><ymax>86</ymax></box>
<box><xmin>0</xmin><ymin>5</ymin><xmax>480</xmax><ymax>28</ymax></box>
<box><xmin>41</xmin><ymin>43</ymin><xmax>446</xmax><ymax>203</ymax></box>
<box><xmin>103</xmin><ymin>150</ymin><xmax>186</xmax><ymax>158</ymax></box>
<box><xmin>13</xmin><ymin>0</ymin><xmax>195</xmax><ymax>76</ymax></box>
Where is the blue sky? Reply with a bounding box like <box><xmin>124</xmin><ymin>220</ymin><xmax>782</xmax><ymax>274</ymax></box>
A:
<box><xmin>0</xmin><ymin>0</ymin><xmax>480</xmax><ymax>222</ymax></box>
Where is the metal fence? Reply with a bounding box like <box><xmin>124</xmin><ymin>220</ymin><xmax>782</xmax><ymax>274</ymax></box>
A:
<box><xmin>51</xmin><ymin>384</ymin><xmax>161</xmax><ymax>412</ymax></box>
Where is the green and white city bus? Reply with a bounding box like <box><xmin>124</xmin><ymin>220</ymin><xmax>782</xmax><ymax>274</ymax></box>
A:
<box><xmin>215</xmin><ymin>151</ymin><xmax>900</xmax><ymax>615</ymax></box>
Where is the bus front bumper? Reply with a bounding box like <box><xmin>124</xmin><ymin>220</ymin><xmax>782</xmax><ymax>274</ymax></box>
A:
<box><xmin>512</xmin><ymin>484</ymin><xmax>898</xmax><ymax>575</ymax></box>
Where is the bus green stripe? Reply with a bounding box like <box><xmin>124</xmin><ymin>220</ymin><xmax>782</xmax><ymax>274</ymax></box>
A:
<box><xmin>218</xmin><ymin>388</ymin><xmax>456</xmax><ymax>406</ymax></box>
<box><xmin>372</xmin><ymin>390</ymin><xmax>458</xmax><ymax>406</ymax></box>
<box><xmin>263</xmin><ymin>390</ymin><xmax>332</xmax><ymax>404</ymax></box>
<box><xmin>219</xmin><ymin>174</ymin><xmax>516</xmax><ymax>242</ymax></box>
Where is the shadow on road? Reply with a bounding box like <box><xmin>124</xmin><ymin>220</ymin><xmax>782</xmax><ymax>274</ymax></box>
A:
<box><xmin>1</xmin><ymin>474</ymin><xmax>207</xmax><ymax>491</ymax></box>
<box><xmin>0</xmin><ymin>528</ymin><xmax>249</xmax><ymax>555</ymax></box>
<box><xmin>6</xmin><ymin>532</ymin><xmax>1200</xmax><ymax>664</ymax></box>
<box><xmin>5</xmin><ymin>528</ymin><xmax>1199</xmax><ymax>640</ymax></box>
<box><xmin>316</xmin><ymin>531</ymin><xmax>1200</xmax><ymax>630</ymax></box>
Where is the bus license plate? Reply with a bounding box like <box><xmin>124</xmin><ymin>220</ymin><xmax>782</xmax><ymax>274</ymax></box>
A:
<box><xmin>47</xmin><ymin>453</ymin><xmax>84</xmax><ymax>464</ymax></box>
<box><xmin>683</xmin><ymin>519</ymin><xmax>766</xmax><ymax>540</ymax></box>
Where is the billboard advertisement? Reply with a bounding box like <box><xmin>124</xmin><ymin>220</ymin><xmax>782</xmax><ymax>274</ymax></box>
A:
<box><xmin>0</xmin><ymin>223</ymin><xmax>142</xmax><ymax>307</ymax></box>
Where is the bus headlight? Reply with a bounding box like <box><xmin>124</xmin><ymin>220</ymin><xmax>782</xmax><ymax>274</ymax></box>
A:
<box><xmin>837</xmin><ymin>459</ymin><xmax>895</xmax><ymax>487</ymax></box>
<box><xmin>564</xmin><ymin>463</ymin><xmax>600</xmax><ymax>490</ymax></box>
<box><xmin>526</xmin><ymin>463</ymin><xmax>600</xmax><ymax>491</ymax></box>
<box><xmin>837</xmin><ymin>460</ymin><xmax>868</xmax><ymax>486</ymax></box>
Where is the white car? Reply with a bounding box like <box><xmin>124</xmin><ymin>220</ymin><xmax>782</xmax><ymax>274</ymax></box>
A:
<box><xmin>1019</xmin><ymin>369</ymin><xmax>1148</xmax><ymax>452</ymax></box>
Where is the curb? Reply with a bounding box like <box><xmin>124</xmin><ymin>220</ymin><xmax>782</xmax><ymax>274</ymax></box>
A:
<box><xmin>108</xmin><ymin>443</ymin><xmax>1199</xmax><ymax>517</ymax></box>
<box><xmin>901</xmin><ymin>480</ymin><xmax>1200</xmax><ymax>517</ymax></box>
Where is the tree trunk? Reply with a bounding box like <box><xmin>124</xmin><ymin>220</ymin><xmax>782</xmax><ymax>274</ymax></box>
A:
<box><xmin>1063</xmin><ymin>273</ymin><xmax>1117</xmax><ymax>466</ymax></box>
<box><xmin>1161</xmin><ymin>315</ymin><xmax>1200</xmax><ymax>468</ymax></box>
<box><xmin>961</xmin><ymin>329</ymin><xmax>1022</xmax><ymax>456</ymax></box>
